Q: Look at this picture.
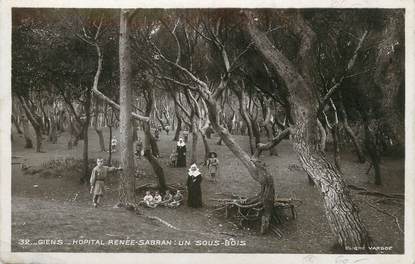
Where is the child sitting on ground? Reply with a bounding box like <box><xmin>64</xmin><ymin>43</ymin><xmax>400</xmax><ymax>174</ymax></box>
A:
<box><xmin>153</xmin><ymin>191</ymin><xmax>162</xmax><ymax>206</ymax></box>
<box><xmin>161</xmin><ymin>190</ymin><xmax>173</xmax><ymax>206</ymax></box>
<box><xmin>143</xmin><ymin>190</ymin><xmax>157</xmax><ymax>208</ymax></box>
<box><xmin>167</xmin><ymin>190</ymin><xmax>183</xmax><ymax>208</ymax></box>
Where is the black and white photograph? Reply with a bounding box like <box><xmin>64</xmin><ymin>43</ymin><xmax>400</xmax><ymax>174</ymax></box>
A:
<box><xmin>1</xmin><ymin>0</ymin><xmax>414</xmax><ymax>263</ymax></box>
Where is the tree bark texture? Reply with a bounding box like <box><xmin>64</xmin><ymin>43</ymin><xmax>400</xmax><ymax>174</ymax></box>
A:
<box><xmin>338</xmin><ymin>98</ymin><xmax>365</xmax><ymax>163</ymax></box>
<box><xmin>118</xmin><ymin>9</ymin><xmax>136</xmax><ymax>206</ymax></box>
<box><xmin>93</xmin><ymin>97</ymin><xmax>106</xmax><ymax>152</ymax></box>
<box><xmin>245</xmin><ymin>11</ymin><xmax>371</xmax><ymax>249</ymax></box>
<box><xmin>81</xmin><ymin>88</ymin><xmax>92</xmax><ymax>183</ymax></box>
<box><xmin>21</xmin><ymin>115</ymin><xmax>33</xmax><ymax>148</ymax></box>
<box><xmin>19</xmin><ymin>96</ymin><xmax>42</xmax><ymax>152</ymax></box>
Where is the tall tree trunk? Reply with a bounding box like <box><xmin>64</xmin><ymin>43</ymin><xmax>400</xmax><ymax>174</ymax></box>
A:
<box><xmin>132</xmin><ymin>121</ymin><xmax>138</xmax><ymax>142</ymax></box>
<box><xmin>173</xmin><ymin>115</ymin><xmax>182</xmax><ymax>141</ymax></box>
<box><xmin>48</xmin><ymin>115</ymin><xmax>58</xmax><ymax>144</ymax></box>
<box><xmin>93</xmin><ymin>97</ymin><xmax>106</xmax><ymax>152</ymax></box>
<box><xmin>190</xmin><ymin>119</ymin><xmax>198</xmax><ymax>164</ymax></box>
<box><xmin>205</xmin><ymin>97</ymin><xmax>275</xmax><ymax>234</ymax></box>
<box><xmin>200</xmin><ymin>131</ymin><xmax>211</xmax><ymax>164</ymax></box>
<box><xmin>338</xmin><ymin>98</ymin><xmax>365</xmax><ymax>163</ymax></box>
<box><xmin>261</xmin><ymin>100</ymin><xmax>278</xmax><ymax>156</ymax></box>
<box><xmin>19</xmin><ymin>96</ymin><xmax>42</xmax><ymax>152</ymax></box>
<box><xmin>108</xmin><ymin>125</ymin><xmax>113</xmax><ymax>165</ymax></box>
<box><xmin>235</xmin><ymin>88</ymin><xmax>255</xmax><ymax>154</ymax></box>
<box><xmin>374</xmin><ymin>10</ymin><xmax>404</xmax><ymax>147</ymax></box>
<box><xmin>12</xmin><ymin>114</ymin><xmax>23</xmax><ymax>134</ymax></box>
<box><xmin>149</xmin><ymin>132</ymin><xmax>160</xmax><ymax>157</ymax></box>
<box><xmin>364</xmin><ymin>120</ymin><xmax>382</xmax><ymax>185</ymax></box>
<box><xmin>332</xmin><ymin>124</ymin><xmax>342</xmax><ymax>172</ymax></box>
<box><xmin>118</xmin><ymin>9</ymin><xmax>136</xmax><ymax>206</ymax></box>
<box><xmin>38</xmin><ymin>102</ymin><xmax>49</xmax><ymax>135</ymax></box>
<box><xmin>317</xmin><ymin>119</ymin><xmax>327</xmax><ymax>152</ymax></box>
<box><xmin>143</xmin><ymin>122</ymin><xmax>167</xmax><ymax>193</ymax></box>
<box><xmin>250</xmin><ymin>117</ymin><xmax>261</xmax><ymax>149</ymax></box>
<box><xmin>81</xmin><ymin>89</ymin><xmax>92</xmax><ymax>183</ymax></box>
<box><xmin>245</xmin><ymin>11</ymin><xmax>370</xmax><ymax>249</ymax></box>
<box><xmin>21</xmin><ymin>115</ymin><xmax>33</xmax><ymax>148</ymax></box>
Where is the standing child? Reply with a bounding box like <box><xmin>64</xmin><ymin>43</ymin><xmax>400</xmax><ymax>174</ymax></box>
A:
<box><xmin>111</xmin><ymin>137</ymin><xmax>118</xmax><ymax>152</ymax></box>
<box><xmin>206</xmin><ymin>152</ymin><xmax>219</xmax><ymax>183</ymax></box>
<box><xmin>169</xmin><ymin>150</ymin><xmax>178</xmax><ymax>167</ymax></box>
<box><xmin>90</xmin><ymin>158</ymin><xmax>122</xmax><ymax>207</ymax></box>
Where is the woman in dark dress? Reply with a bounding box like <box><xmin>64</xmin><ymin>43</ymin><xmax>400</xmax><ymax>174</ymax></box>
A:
<box><xmin>176</xmin><ymin>137</ymin><xmax>186</xmax><ymax>167</ymax></box>
<box><xmin>186</xmin><ymin>164</ymin><xmax>203</xmax><ymax>208</ymax></box>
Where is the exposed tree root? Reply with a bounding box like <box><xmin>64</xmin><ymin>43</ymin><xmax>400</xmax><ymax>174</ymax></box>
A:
<box><xmin>348</xmin><ymin>184</ymin><xmax>404</xmax><ymax>199</ymax></box>
<box><xmin>136</xmin><ymin>211</ymin><xmax>238</xmax><ymax>238</ymax></box>
<box><xmin>135</xmin><ymin>182</ymin><xmax>185</xmax><ymax>193</ymax></box>
<box><xmin>210</xmin><ymin>194</ymin><xmax>301</xmax><ymax>237</ymax></box>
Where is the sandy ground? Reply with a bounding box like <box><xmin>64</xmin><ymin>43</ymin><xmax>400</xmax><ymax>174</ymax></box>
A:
<box><xmin>10</xmin><ymin>127</ymin><xmax>404</xmax><ymax>253</ymax></box>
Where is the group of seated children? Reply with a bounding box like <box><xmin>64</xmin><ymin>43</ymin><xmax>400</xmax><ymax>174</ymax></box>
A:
<box><xmin>142</xmin><ymin>190</ymin><xmax>183</xmax><ymax>208</ymax></box>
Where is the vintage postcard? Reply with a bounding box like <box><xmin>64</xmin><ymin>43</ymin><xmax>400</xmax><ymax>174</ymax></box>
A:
<box><xmin>0</xmin><ymin>0</ymin><xmax>414</xmax><ymax>263</ymax></box>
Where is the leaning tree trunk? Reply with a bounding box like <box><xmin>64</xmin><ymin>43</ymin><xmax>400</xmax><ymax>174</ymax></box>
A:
<box><xmin>149</xmin><ymin>132</ymin><xmax>160</xmax><ymax>157</ymax></box>
<box><xmin>338</xmin><ymin>97</ymin><xmax>365</xmax><ymax>163</ymax></box>
<box><xmin>332</xmin><ymin>124</ymin><xmax>342</xmax><ymax>172</ymax></box>
<box><xmin>19</xmin><ymin>96</ymin><xmax>43</xmax><ymax>152</ymax></box>
<box><xmin>245</xmin><ymin>11</ymin><xmax>371</xmax><ymax>249</ymax></box>
<box><xmin>173</xmin><ymin>115</ymin><xmax>182</xmax><ymax>141</ymax></box>
<box><xmin>143</xmin><ymin>122</ymin><xmax>167</xmax><ymax>193</ymax></box>
<box><xmin>48</xmin><ymin>115</ymin><xmax>58</xmax><ymax>144</ymax></box>
<box><xmin>12</xmin><ymin>114</ymin><xmax>23</xmax><ymax>134</ymax></box>
<box><xmin>364</xmin><ymin>120</ymin><xmax>382</xmax><ymax>185</ymax></box>
<box><xmin>190</xmin><ymin>120</ymin><xmax>198</xmax><ymax>164</ymax></box>
<box><xmin>262</xmin><ymin>100</ymin><xmax>278</xmax><ymax>156</ymax></box>
<box><xmin>200</xmin><ymin>130</ymin><xmax>211</xmax><ymax>164</ymax></box>
<box><xmin>236</xmin><ymin>88</ymin><xmax>255</xmax><ymax>154</ymax></box>
<box><xmin>250</xmin><ymin>117</ymin><xmax>261</xmax><ymax>150</ymax></box>
<box><xmin>118</xmin><ymin>9</ymin><xmax>136</xmax><ymax>206</ymax></box>
<box><xmin>21</xmin><ymin>115</ymin><xmax>33</xmax><ymax>148</ymax></box>
<box><xmin>205</xmin><ymin>97</ymin><xmax>275</xmax><ymax>234</ymax></box>
<box><xmin>317</xmin><ymin>119</ymin><xmax>327</xmax><ymax>153</ymax></box>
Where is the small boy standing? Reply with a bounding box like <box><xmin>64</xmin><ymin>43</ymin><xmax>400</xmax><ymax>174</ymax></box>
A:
<box><xmin>90</xmin><ymin>158</ymin><xmax>122</xmax><ymax>207</ymax></box>
<box><xmin>206</xmin><ymin>152</ymin><xmax>219</xmax><ymax>183</ymax></box>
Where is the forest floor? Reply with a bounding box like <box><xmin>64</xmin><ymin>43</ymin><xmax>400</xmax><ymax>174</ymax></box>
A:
<box><xmin>10</xmin><ymin>128</ymin><xmax>405</xmax><ymax>253</ymax></box>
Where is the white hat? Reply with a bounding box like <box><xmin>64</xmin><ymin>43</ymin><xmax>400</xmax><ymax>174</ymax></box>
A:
<box><xmin>188</xmin><ymin>163</ymin><xmax>200</xmax><ymax>176</ymax></box>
